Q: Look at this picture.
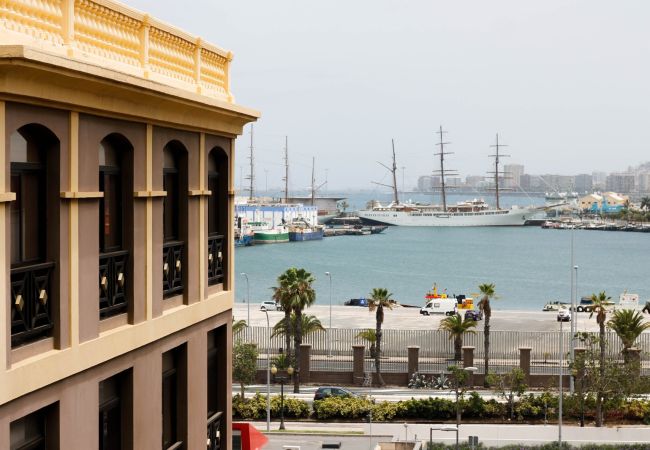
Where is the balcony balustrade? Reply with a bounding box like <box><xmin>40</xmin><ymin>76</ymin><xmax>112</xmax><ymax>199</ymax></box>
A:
<box><xmin>10</xmin><ymin>262</ymin><xmax>55</xmax><ymax>347</ymax></box>
<box><xmin>207</xmin><ymin>234</ymin><xmax>224</xmax><ymax>286</ymax></box>
<box><xmin>207</xmin><ymin>411</ymin><xmax>223</xmax><ymax>450</ymax></box>
<box><xmin>99</xmin><ymin>250</ymin><xmax>129</xmax><ymax>319</ymax></box>
<box><xmin>163</xmin><ymin>241</ymin><xmax>184</xmax><ymax>298</ymax></box>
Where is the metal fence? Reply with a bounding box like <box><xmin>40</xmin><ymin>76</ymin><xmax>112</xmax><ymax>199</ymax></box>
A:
<box><xmin>240</xmin><ymin>327</ymin><xmax>650</xmax><ymax>374</ymax></box>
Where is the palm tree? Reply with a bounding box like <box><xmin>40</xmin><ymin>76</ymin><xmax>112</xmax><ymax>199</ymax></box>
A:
<box><xmin>477</xmin><ymin>283</ymin><xmax>496</xmax><ymax>386</ymax></box>
<box><xmin>439</xmin><ymin>313</ymin><xmax>477</xmax><ymax>361</ymax></box>
<box><xmin>271</xmin><ymin>313</ymin><xmax>325</xmax><ymax>341</ymax></box>
<box><xmin>272</xmin><ymin>269</ymin><xmax>299</xmax><ymax>359</ymax></box>
<box><xmin>607</xmin><ymin>309</ymin><xmax>650</xmax><ymax>362</ymax></box>
<box><xmin>356</xmin><ymin>329</ymin><xmax>377</xmax><ymax>358</ymax></box>
<box><xmin>641</xmin><ymin>196</ymin><xmax>650</xmax><ymax>212</ymax></box>
<box><xmin>589</xmin><ymin>290</ymin><xmax>611</xmax><ymax>427</ymax></box>
<box><xmin>368</xmin><ymin>287</ymin><xmax>394</xmax><ymax>387</ymax></box>
<box><xmin>233</xmin><ymin>318</ymin><xmax>248</xmax><ymax>337</ymax></box>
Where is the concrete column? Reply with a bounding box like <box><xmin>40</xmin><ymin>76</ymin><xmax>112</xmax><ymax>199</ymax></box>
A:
<box><xmin>299</xmin><ymin>344</ymin><xmax>311</xmax><ymax>384</ymax></box>
<box><xmin>519</xmin><ymin>347</ymin><xmax>532</xmax><ymax>383</ymax></box>
<box><xmin>462</xmin><ymin>346</ymin><xmax>475</xmax><ymax>386</ymax></box>
<box><xmin>407</xmin><ymin>346</ymin><xmax>419</xmax><ymax>377</ymax></box>
<box><xmin>353</xmin><ymin>345</ymin><xmax>365</xmax><ymax>386</ymax></box>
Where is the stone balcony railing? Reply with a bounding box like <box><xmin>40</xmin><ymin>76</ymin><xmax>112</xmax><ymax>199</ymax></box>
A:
<box><xmin>0</xmin><ymin>0</ymin><xmax>233</xmax><ymax>102</ymax></box>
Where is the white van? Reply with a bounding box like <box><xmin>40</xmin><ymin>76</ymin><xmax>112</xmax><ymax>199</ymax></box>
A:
<box><xmin>420</xmin><ymin>298</ymin><xmax>457</xmax><ymax>316</ymax></box>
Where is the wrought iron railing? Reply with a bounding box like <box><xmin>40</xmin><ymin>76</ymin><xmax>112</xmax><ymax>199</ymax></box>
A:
<box><xmin>99</xmin><ymin>249</ymin><xmax>129</xmax><ymax>319</ymax></box>
<box><xmin>207</xmin><ymin>411</ymin><xmax>223</xmax><ymax>450</ymax></box>
<box><xmin>10</xmin><ymin>261</ymin><xmax>56</xmax><ymax>347</ymax></box>
<box><xmin>163</xmin><ymin>241</ymin><xmax>184</xmax><ymax>298</ymax></box>
<box><xmin>207</xmin><ymin>234</ymin><xmax>224</xmax><ymax>286</ymax></box>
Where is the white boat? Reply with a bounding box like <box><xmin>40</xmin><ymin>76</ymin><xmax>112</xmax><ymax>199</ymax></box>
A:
<box><xmin>358</xmin><ymin>200</ymin><xmax>538</xmax><ymax>226</ymax></box>
<box><xmin>359</xmin><ymin>130</ymin><xmax>542</xmax><ymax>227</ymax></box>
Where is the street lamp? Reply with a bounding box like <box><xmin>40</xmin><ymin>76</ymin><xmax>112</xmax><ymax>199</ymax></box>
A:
<box><xmin>264</xmin><ymin>309</ymin><xmax>270</xmax><ymax>432</ymax></box>
<box><xmin>325</xmin><ymin>271</ymin><xmax>333</xmax><ymax>357</ymax></box>
<box><xmin>559</xmin><ymin>319</ymin><xmax>564</xmax><ymax>448</ymax></box>
<box><xmin>570</xmin><ymin>264</ymin><xmax>578</xmax><ymax>394</ymax></box>
<box><xmin>451</xmin><ymin>366</ymin><xmax>477</xmax><ymax>450</ymax></box>
<box><xmin>271</xmin><ymin>365</ymin><xmax>294</xmax><ymax>430</ymax></box>
<box><xmin>240</xmin><ymin>272</ymin><xmax>250</xmax><ymax>325</ymax></box>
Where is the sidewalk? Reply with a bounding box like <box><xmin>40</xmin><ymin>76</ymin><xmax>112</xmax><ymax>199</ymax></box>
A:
<box><xmin>250</xmin><ymin>421</ymin><xmax>650</xmax><ymax>448</ymax></box>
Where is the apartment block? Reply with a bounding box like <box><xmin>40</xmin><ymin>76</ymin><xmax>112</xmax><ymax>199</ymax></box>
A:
<box><xmin>0</xmin><ymin>1</ymin><xmax>258</xmax><ymax>449</ymax></box>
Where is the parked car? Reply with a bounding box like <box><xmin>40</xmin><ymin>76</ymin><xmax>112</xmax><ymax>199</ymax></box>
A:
<box><xmin>344</xmin><ymin>298</ymin><xmax>368</xmax><ymax>306</ymax></box>
<box><xmin>464</xmin><ymin>310</ymin><xmax>483</xmax><ymax>321</ymax></box>
<box><xmin>260</xmin><ymin>301</ymin><xmax>281</xmax><ymax>311</ymax></box>
<box><xmin>557</xmin><ymin>309</ymin><xmax>571</xmax><ymax>322</ymax></box>
<box><xmin>313</xmin><ymin>386</ymin><xmax>358</xmax><ymax>401</ymax></box>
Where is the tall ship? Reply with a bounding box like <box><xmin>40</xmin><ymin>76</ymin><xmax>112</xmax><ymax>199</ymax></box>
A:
<box><xmin>358</xmin><ymin>129</ymin><xmax>542</xmax><ymax>227</ymax></box>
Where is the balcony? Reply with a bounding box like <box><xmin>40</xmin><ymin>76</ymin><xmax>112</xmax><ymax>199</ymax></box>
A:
<box><xmin>10</xmin><ymin>262</ymin><xmax>55</xmax><ymax>347</ymax></box>
<box><xmin>207</xmin><ymin>411</ymin><xmax>223</xmax><ymax>450</ymax></box>
<box><xmin>163</xmin><ymin>241</ymin><xmax>184</xmax><ymax>298</ymax></box>
<box><xmin>207</xmin><ymin>234</ymin><xmax>224</xmax><ymax>286</ymax></box>
<box><xmin>1</xmin><ymin>0</ymin><xmax>233</xmax><ymax>102</ymax></box>
<box><xmin>99</xmin><ymin>250</ymin><xmax>129</xmax><ymax>319</ymax></box>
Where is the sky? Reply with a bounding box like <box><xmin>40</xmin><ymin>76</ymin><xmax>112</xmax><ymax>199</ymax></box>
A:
<box><xmin>127</xmin><ymin>0</ymin><xmax>650</xmax><ymax>191</ymax></box>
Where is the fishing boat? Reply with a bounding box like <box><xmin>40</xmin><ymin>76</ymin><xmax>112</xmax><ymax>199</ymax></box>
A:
<box><xmin>358</xmin><ymin>131</ymin><xmax>543</xmax><ymax>227</ymax></box>
<box><xmin>288</xmin><ymin>218</ymin><xmax>324</xmax><ymax>241</ymax></box>
<box><xmin>248</xmin><ymin>222</ymin><xmax>289</xmax><ymax>244</ymax></box>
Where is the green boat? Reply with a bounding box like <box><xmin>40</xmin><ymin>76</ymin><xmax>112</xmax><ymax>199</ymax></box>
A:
<box><xmin>252</xmin><ymin>226</ymin><xmax>289</xmax><ymax>244</ymax></box>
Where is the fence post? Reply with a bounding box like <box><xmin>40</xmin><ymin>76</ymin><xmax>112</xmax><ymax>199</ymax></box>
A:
<box><xmin>408</xmin><ymin>346</ymin><xmax>420</xmax><ymax>378</ymax></box>
<box><xmin>300</xmin><ymin>344</ymin><xmax>311</xmax><ymax>384</ymax></box>
<box><xmin>353</xmin><ymin>345</ymin><xmax>365</xmax><ymax>386</ymax></box>
<box><xmin>462</xmin><ymin>346</ymin><xmax>475</xmax><ymax>386</ymax></box>
<box><xmin>519</xmin><ymin>347</ymin><xmax>532</xmax><ymax>383</ymax></box>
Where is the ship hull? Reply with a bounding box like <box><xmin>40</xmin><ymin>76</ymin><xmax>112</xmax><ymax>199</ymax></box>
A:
<box><xmin>253</xmin><ymin>231</ymin><xmax>289</xmax><ymax>244</ymax></box>
<box><xmin>358</xmin><ymin>207</ymin><xmax>536</xmax><ymax>227</ymax></box>
<box><xmin>289</xmin><ymin>229</ymin><xmax>324</xmax><ymax>241</ymax></box>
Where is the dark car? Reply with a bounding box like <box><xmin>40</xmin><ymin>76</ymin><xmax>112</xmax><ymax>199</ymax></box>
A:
<box><xmin>464</xmin><ymin>310</ymin><xmax>483</xmax><ymax>321</ymax></box>
<box><xmin>313</xmin><ymin>386</ymin><xmax>358</xmax><ymax>401</ymax></box>
<box><xmin>344</xmin><ymin>298</ymin><xmax>368</xmax><ymax>307</ymax></box>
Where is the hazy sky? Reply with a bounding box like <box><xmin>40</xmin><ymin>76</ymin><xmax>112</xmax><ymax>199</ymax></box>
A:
<box><xmin>127</xmin><ymin>0</ymin><xmax>649</xmax><ymax>191</ymax></box>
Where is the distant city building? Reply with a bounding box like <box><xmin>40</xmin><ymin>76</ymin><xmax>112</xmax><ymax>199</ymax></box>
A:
<box><xmin>536</xmin><ymin>174</ymin><xmax>574</xmax><ymax>192</ymax></box>
<box><xmin>465</xmin><ymin>175</ymin><xmax>485</xmax><ymax>187</ymax></box>
<box><xmin>417</xmin><ymin>175</ymin><xmax>433</xmax><ymax>192</ymax></box>
<box><xmin>574</xmin><ymin>174</ymin><xmax>593</xmax><ymax>194</ymax></box>
<box><xmin>446</xmin><ymin>177</ymin><xmax>462</xmax><ymax>187</ymax></box>
<box><xmin>519</xmin><ymin>174</ymin><xmax>532</xmax><ymax>191</ymax></box>
<box><xmin>606</xmin><ymin>173</ymin><xmax>635</xmax><ymax>193</ymax></box>
<box><xmin>592</xmin><ymin>171</ymin><xmax>607</xmax><ymax>190</ymax></box>
<box><xmin>503</xmin><ymin>164</ymin><xmax>524</xmax><ymax>189</ymax></box>
<box><xmin>637</xmin><ymin>173</ymin><xmax>650</xmax><ymax>193</ymax></box>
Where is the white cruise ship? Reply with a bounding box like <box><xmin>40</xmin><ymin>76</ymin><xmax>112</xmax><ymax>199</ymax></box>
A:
<box><xmin>358</xmin><ymin>199</ymin><xmax>539</xmax><ymax>227</ymax></box>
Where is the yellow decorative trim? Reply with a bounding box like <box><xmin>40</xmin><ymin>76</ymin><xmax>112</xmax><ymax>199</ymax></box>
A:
<box><xmin>0</xmin><ymin>193</ymin><xmax>16</xmax><ymax>202</ymax></box>
<box><xmin>134</xmin><ymin>190</ymin><xmax>167</xmax><ymax>198</ymax></box>
<box><xmin>60</xmin><ymin>191</ymin><xmax>104</xmax><ymax>199</ymax></box>
<box><xmin>228</xmin><ymin>190</ymin><xmax>235</xmax><ymax>197</ymax></box>
<box><xmin>188</xmin><ymin>189</ymin><xmax>211</xmax><ymax>197</ymax></box>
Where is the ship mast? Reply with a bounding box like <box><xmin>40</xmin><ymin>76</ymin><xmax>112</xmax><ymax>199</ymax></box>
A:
<box><xmin>372</xmin><ymin>139</ymin><xmax>400</xmax><ymax>205</ymax></box>
<box><xmin>245</xmin><ymin>124</ymin><xmax>255</xmax><ymax>201</ymax></box>
<box><xmin>434</xmin><ymin>126</ymin><xmax>457</xmax><ymax>212</ymax></box>
<box><xmin>283</xmin><ymin>136</ymin><xmax>289</xmax><ymax>203</ymax></box>
<box><xmin>311</xmin><ymin>156</ymin><xmax>316</xmax><ymax>206</ymax></box>
<box><xmin>488</xmin><ymin>133</ymin><xmax>510</xmax><ymax>210</ymax></box>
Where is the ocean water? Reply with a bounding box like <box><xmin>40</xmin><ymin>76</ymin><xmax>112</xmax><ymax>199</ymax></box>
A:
<box><xmin>235</xmin><ymin>225</ymin><xmax>650</xmax><ymax>311</ymax></box>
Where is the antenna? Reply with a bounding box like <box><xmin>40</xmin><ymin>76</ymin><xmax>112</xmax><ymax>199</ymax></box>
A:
<box><xmin>282</xmin><ymin>136</ymin><xmax>289</xmax><ymax>203</ymax></box>
<box><xmin>371</xmin><ymin>139</ymin><xmax>400</xmax><ymax>205</ymax></box>
<box><xmin>244</xmin><ymin>124</ymin><xmax>255</xmax><ymax>201</ymax></box>
<box><xmin>488</xmin><ymin>133</ymin><xmax>511</xmax><ymax>210</ymax></box>
<box><xmin>433</xmin><ymin>126</ymin><xmax>458</xmax><ymax>212</ymax></box>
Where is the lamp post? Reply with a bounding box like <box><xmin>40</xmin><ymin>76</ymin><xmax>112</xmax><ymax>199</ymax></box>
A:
<box><xmin>451</xmin><ymin>366</ymin><xmax>477</xmax><ymax>450</ymax></box>
<box><xmin>271</xmin><ymin>365</ymin><xmax>294</xmax><ymax>430</ymax></box>
<box><xmin>240</xmin><ymin>272</ymin><xmax>250</xmax><ymax>325</ymax></box>
<box><xmin>559</xmin><ymin>319</ymin><xmax>564</xmax><ymax>448</ymax></box>
<box><xmin>570</xmin><ymin>264</ymin><xmax>578</xmax><ymax>394</ymax></box>
<box><xmin>264</xmin><ymin>309</ymin><xmax>271</xmax><ymax>432</ymax></box>
<box><xmin>325</xmin><ymin>271</ymin><xmax>332</xmax><ymax>357</ymax></box>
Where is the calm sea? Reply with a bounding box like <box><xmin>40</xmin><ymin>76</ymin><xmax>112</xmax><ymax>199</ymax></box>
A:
<box><xmin>235</xmin><ymin>193</ymin><xmax>650</xmax><ymax>310</ymax></box>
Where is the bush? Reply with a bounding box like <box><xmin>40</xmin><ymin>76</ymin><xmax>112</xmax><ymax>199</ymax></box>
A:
<box><xmin>232</xmin><ymin>393</ymin><xmax>310</xmax><ymax>420</ymax></box>
<box><xmin>313</xmin><ymin>396</ymin><xmax>373</xmax><ymax>420</ymax></box>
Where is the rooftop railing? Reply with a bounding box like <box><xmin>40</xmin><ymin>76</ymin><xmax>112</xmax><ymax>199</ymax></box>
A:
<box><xmin>1</xmin><ymin>0</ymin><xmax>233</xmax><ymax>102</ymax></box>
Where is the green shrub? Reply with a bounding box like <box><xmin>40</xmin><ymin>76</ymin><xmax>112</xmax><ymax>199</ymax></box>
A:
<box><xmin>233</xmin><ymin>393</ymin><xmax>310</xmax><ymax>420</ymax></box>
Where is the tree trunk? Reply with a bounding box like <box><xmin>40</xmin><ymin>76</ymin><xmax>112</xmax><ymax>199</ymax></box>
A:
<box><xmin>454</xmin><ymin>336</ymin><xmax>462</xmax><ymax>361</ymax></box>
<box><xmin>293</xmin><ymin>309</ymin><xmax>303</xmax><ymax>393</ymax></box>
<box><xmin>596</xmin><ymin>322</ymin><xmax>605</xmax><ymax>427</ymax></box>
<box><xmin>375</xmin><ymin>305</ymin><xmax>385</xmax><ymax>387</ymax></box>
<box><xmin>240</xmin><ymin>381</ymin><xmax>245</xmax><ymax>399</ymax></box>
<box><xmin>283</xmin><ymin>311</ymin><xmax>292</xmax><ymax>363</ymax></box>
<box><xmin>483</xmin><ymin>313</ymin><xmax>491</xmax><ymax>387</ymax></box>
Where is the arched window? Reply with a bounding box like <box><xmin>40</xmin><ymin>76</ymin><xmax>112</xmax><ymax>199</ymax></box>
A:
<box><xmin>162</xmin><ymin>142</ymin><xmax>187</xmax><ymax>299</ymax></box>
<box><xmin>98</xmin><ymin>135</ymin><xmax>132</xmax><ymax>319</ymax></box>
<box><xmin>207</xmin><ymin>147</ymin><xmax>228</xmax><ymax>286</ymax></box>
<box><xmin>10</xmin><ymin>124</ymin><xmax>59</xmax><ymax>347</ymax></box>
